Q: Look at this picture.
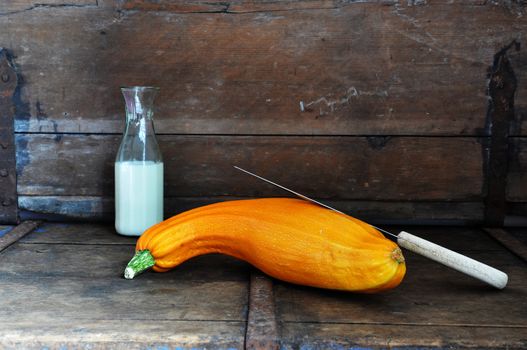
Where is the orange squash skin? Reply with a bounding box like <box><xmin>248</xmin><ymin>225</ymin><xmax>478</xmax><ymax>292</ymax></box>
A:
<box><xmin>136</xmin><ymin>198</ymin><xmax>406</xmax><ymax>292</ymax></box>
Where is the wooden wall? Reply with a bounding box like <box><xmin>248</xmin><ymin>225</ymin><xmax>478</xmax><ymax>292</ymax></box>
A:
<box><xmin>1</xmin><ymin>0</ymin><xmax>526</xmax><ymax>224</ymax></box>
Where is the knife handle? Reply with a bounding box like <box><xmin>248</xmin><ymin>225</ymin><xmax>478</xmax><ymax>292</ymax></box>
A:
<box><xmin>397</xmin><ymin>231</ymin><xmax>508</xmax><ymax>289</ymax></box>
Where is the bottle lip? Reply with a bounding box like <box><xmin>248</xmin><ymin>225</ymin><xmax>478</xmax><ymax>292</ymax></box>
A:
<box><xmin>121</xmin><ymin>86</ymin><xmax>160</xmax><ymax>92</ymax></box>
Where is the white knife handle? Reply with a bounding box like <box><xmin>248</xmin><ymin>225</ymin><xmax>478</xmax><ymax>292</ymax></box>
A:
<box><xmin>397</xmin><ymin>231</ymin><xmax>508</xmax><ymax>289</ymax></box>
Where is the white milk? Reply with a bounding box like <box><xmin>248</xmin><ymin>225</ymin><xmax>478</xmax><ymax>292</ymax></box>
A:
<box><xmin>115</xmin><ymin>161</ymin><xmax>164</xmax><ymax>236</ymax></box>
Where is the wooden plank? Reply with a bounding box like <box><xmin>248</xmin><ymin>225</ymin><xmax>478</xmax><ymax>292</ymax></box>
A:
<box><xmin>384</xmin><ymin>226</ymin><xmax>507</xmax><ymax>251</ymax></box>
<box><xmin>0</xmin><ymin>220</ymin><xmax>39</xmax><ymax>252</ymax></box>
<box><xmin>0</xmin><ymin>319</ymin><xmax>245</xmax><ymax>350</ymax></box>
<box><xmin>508</xmin><ymin>227</ymin><xmax>527</xmax><ymax>246</ymax></box>
<box><xmin>16</xmin><ymin>134</ymin><xmax>485</xmax><ymax>200</ymax></box>
<box><xmin>4</xmin><ymin>3</ymin><xmax>526</xmax><ymax>135</ymax></box>
<box><xmin>508</xmin><ymin>137</ymin><xmax>527</xmax><ymax>201</ymax></box>
<box><xmin>0</xmin><ymin>243</ymin><xmax>250</xmax><ymax>281</ymax></box>
<box><xmin>484</xmin><ymin>227</ymin><xmax>527</xmax><ymax>263</ymax></box>
<box><xmin>19</xmin><ymin>222</ymin><xmax>136</xmax><ymax>244</ymax></box>
<box><xmin>0</xmin><ymin>0</ymin><xmax>96</xmax><ymax>15</ymax></box>
<box><xmin>119</xmin><ymin>0</ymin><xmax>359</xmax><ymax>12</ymax></box>
<box><xmin>19</xmin><ymin>196</ymin><xmax>486</xmax><ymax>224</ymax></box>
<box><xmin>0</xmin><ymin>224</ymin><xmax>249</xmax><ymax>348</ymax></box>
<box><xmin>280</xmin><ymin>323</ymin><xmax>527</xmax><ymax>350</ymax></box>
<box><xmin>245</xmin><ymin>272</ymin><xmax>279</xmax><ymax>350</ymax></box>
<box><xmin>0</xmin><ymin>225</ymin><xmax>13</xmax><ymax>237</ymax></box>
<box><xmin>274</xmin><ymin>227</ymin><xmax>527</xmax><ymax>348</ymax></box>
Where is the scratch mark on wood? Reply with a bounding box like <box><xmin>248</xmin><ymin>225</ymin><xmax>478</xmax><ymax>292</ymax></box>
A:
<box><xmin>300</xmin><ymin>86</ymin><xmax>388</xmax><ymax>115</ymax></box>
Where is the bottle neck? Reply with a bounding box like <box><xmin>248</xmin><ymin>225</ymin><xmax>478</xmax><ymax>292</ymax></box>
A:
<box><xmin>117</xmin><ymin>87</ymin><xmax>162</xmax><ymax>163</ymax></box>
<box><xmin>122</xmin><ymin>87</ymin><xmax>157</xmax><ymax>138</ymax></box>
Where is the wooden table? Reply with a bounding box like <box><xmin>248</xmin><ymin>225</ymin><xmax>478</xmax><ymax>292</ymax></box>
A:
<box><xmin>0</xmin><ymin>222</ymin><xmax>526</xmax><ymax>349</ymax></box>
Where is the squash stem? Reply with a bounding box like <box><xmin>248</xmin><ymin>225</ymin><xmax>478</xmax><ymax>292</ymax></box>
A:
<box><xmin>124</xmin><ymin>249</ymin><xmax>155</xmax><ymax>279</ymax></box>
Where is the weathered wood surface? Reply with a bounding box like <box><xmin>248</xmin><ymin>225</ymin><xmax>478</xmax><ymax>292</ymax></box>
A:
<box><xmin>2</xmin><ymin>1</ymin><xmax>525</xmax><ymax>136</ymax></box>
<box><xmin>0</xmin><ymin>225</ymin><xmax>13</xmax><ymax>237</ymax></box>
<box><xmin>0</xmin><ymin>223</ymin><xmax>249</xmax><ymax>349</ymax></box>
<box><xmin>280</xmin><ymin>323</ymin><xmax>527</xmax><ymax>350</ymax></box>
<box><xmin>2</xmin><ymin>223</ymin><xmax>527</xmax><ymax>348</ymax></box>
<box><xmin>245</xmin><ymin>272</ymin><xmax>279</xmax><ymax>350</ymax></box>
<box><xmin>484</xmin><ymin>227</ymin><xmax>527</xmax><ymax>263</ymax></box>
<box><xmin>274</xmin><ymin>227</ymin><xmax>527</xmax><ymax>349</ymax></box>
<box><xmin>508</xmin><ymin>137</ymin><xmax>527</xmax><ymax>201</ymax></box>
<box><xmin>0</xmin><ymin>320</ymin><xmax>245</xmax><ymax>350</ymax></box>
<box><xmin>0</xmin><ymin>49</ymin><xmax>19</xmax><ymax>223</ymax></box>
<box><xmin>0</xmin><ymin>220</ymin><xmax>39</xmax><ymax>252</ymax></box>
<box><xmin>508</xmin><ymin>227</ymin><xmax>527</xmax><ymax>246</ymax></box>
<box><xmin>0</xmin><ymin>0</ymin><xmax>96</xmax><ymax>15</ymax></box>
<box><xmin>19</xmin><ymin>222</ymin><xmax>135</xmax><ymax>244</ymax></box>
<box><xmin>18</xmin><ymin>195</ymin><xmax>486</xmax><ymax>223</ymax></box>
<box><xmin>16</xmin><ymin>134</ymin><xmax>485</xmax><ymax>200</ymax></box>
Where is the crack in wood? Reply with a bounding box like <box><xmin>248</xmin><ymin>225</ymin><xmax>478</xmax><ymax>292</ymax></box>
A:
<box><xmin>0</xmin><ymin>2</ymin><xmax>99</xmax><ymax>17</ymax></box>
<box><xmin>118</xmin><ymin>0</ymin><xmax>397</xmax><ymax>14</ymax></box>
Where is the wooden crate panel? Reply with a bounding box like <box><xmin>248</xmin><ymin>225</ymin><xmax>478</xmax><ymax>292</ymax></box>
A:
<box><xmin>4</xmin><ymin>2</ymin><xmax>525</xmax><ymax>135</ymax></box>
<box><xmin>16</xmin><ymin>134</ymin><xmax>485</xmax><ymax>200</ymax></box>
<box><xmin>508</xmin><ymin>137</ymin><xmax>527</xmax><ymax>201</ymax></box>
<box><xmin>18</xmin><ymin>196</ymin><xmax>485</xmax><ymax>223</ymax></box>
<box><xmin>19</xmin><ymin>222</ymin><xmax>136</xmax><ymax>245</ymax></box>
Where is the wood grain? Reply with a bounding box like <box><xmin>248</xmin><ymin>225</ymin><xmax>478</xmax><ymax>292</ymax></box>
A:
<box><xmin>0</xmin><ymin>220</ymin><xmax>40</xmax><ymax>252</ymax></box>
<box><xmin>508</xmin><ymin>137</ymin><xmax>527</xmax><ymax>201</ymax></box>
<box><xmin>3</xmin><ymin>2</ymin><xmax>525</xmax><ymax>135</ymax></box>
<box><xmin>484</xmin><ymin>227</ymin><xmax>527</xmax><ymax>263</ymax></box>
<box><xmin>0</xmin><ymin>319</ymin><xmax>246</xmax><ymax>350</ymax></box>
<box><xmin>280</xmin><ymin>323</ymin><xmax>527</xmax><ymax>350</ymax></box>
<box><xmin>0</xmin><ymin>243</ymin><xmax>250</xmax><ymax>281</ymax></box>
<box><xmin>19</xmin><ymin>222</ymin><xmax>136</xmax><ymax>244</ymax></box>
<box><xmin>0</xmin><ymin>225</ymin><xmax>13</xmax><ymax>237</ymax></box>
<box><xmin>0</xmin><ymin>0</ymin><xmax>96</xmax><ymax>15</ymax></box>
<box><xmin>0</xmin><ymin>223</ymin><xmax>249</xmax><ymax>348</ymax></box>
<box><xmin>2</xmin><ymin>223</ymin><xmax>527</xmax><ymax>348</ymax></box>
<box><xmin>16</xmin><ymin>134</ymin><xmax>485</xmax><ymax>200</ymax></box>
<box><xmin>18</xmin><ymin>196</ymin><xmax>485</xmax><ymax>224</ymax></box>
<box><xmin>245</xmin><ymin>272</ymin><xmax>279</xmax><ymax>350</ymax></box>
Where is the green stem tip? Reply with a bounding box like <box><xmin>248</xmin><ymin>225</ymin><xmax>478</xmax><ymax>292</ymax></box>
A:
<box><xmin>124</xmin><ymin>249</ymin><xmax>155</xmax><ymax>279</ymax></box>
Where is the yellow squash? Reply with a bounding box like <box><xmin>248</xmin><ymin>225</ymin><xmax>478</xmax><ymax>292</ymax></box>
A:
<box><xmin>124</xmin><ymin>198</ymin><xmax>406</xmax><ymax>293</ymax></box>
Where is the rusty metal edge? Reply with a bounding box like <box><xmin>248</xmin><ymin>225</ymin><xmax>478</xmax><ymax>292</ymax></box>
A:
<box><xmin>0</xmin><ymin>220</ymin><xmax>41</xmax><ymax>253</ymax></box>
<box><xmin>0</xmin><ymin>47</ymin><xmax>19</xmax><ymax>224</ymax></box>
<box><xmin>483</xmin><ymin>227</ymin><xmax>527</xmax><ymax>263</ymax></box>
<box><xmin>245</xmin><ymin>271</ymin><xmax>280</xmax><ymax>350</ymax></box>
<box><xmin>483</xmin><ymin>40</ymin><xmax>519</xmax><ymax>226</ymax></box>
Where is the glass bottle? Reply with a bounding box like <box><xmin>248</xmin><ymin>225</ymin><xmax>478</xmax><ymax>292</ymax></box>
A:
<box><xmin>115</xmin><ymin>86</ymin><xmax>164</xmax><ymax>236</ymax></box>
